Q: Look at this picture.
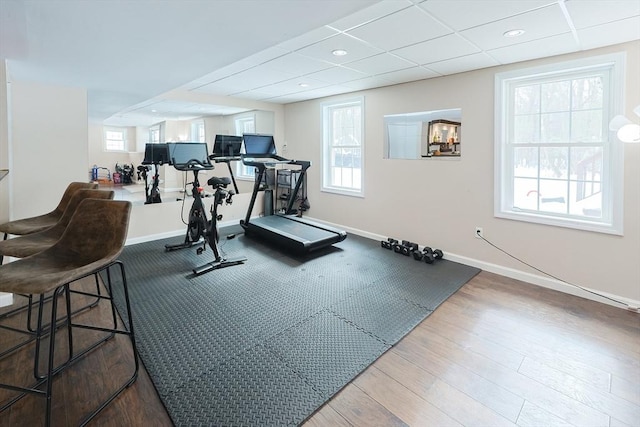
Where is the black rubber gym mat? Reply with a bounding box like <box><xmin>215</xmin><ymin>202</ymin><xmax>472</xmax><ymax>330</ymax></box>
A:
<box><xmin>107</xmin><ymin>230</ymin><xmax>480</xmax><ymax>426</ymax></box>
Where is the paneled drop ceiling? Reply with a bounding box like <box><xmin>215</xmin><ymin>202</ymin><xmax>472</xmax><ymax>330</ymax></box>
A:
<box><xmin>1</xmin><ymin>0</ymin><xmax>639</xmax><ymax>127</ymax></box>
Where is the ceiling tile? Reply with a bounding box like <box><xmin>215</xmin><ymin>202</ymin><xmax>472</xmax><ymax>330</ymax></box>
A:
<box><xmin>263</xmin><ymin>52</ymin><xmax>333</xmax><ymax>75</ymax></box>
<box><xmin>377</xmin><ymin>66</ymin><xmax>440</xmax><ymax>84</ymax></box>
<box><xmin>426</xmin><ymin>52</ymin><xmax>500</xmax><ymax>76</ymax></box>
<box><xmin>346</xmin><ymin>6</ymin><xmax>452</xmax><ymax>51</ymax></box>
<box><xmin>392</xmin><ymin>33</ymin><xmax>480</xmax><ymax>65</ymax></box>
<box><xmin>419</xmin><ymin>0</ymin><xmax>556</xmax><ymax>31</ymax></box>
<box><xmin>182</xmin><ymin>46</ymin><xmax>289</xmax><ymax>90</ymax></box>
<box><xmin>250</xmin><ymin>76</ymin><xmax>330</xmax><ymax>96</ymax></box>
<box><xmin>487</xmin><ymin>32</ymin><xmax>579</xmax><ymax>64</ymax></box>
<box><xmin>211</xmin><ymin>65</ymin><xmax>298</xmax><ymax>92</ymax></box>
<box><xmin>459</xmin><ymin>4</ymin><xmax>571</xmax><ymax>50</ymax></box>
<box><xmin>275</xmin><ymin>26</ymin><xmax>340</xmax><ymax>52</ymax></box>
<box><xmin>328</xmin><ymin>0</ymin><xmax>413</xmax><ymax>31</ymax></box>
<box><xmin>305</xmin><ymin>65</ymin><xmax>368</xmax><ymax>84</ymax></box>
<box><xmin>343</xmin><ymin>75</ymin><xmax>396</xmax><ymax>90</ymax></box>
<box><xmin>343</xmin><ymin>53</ymin><xmax>417</xmax><ymax>75</ymax></box>
<box><xmin>565</xmin><ymin>0</ymin><xmax>640</xmax><ymax>29</ymax></box>
<box><xmin>577</xmin><ymin>16</ymin><xmax>640</xmax><ymax>50</ymax></box>
<box><xmin>296</xmin><ymin>33</ymin><xmax>383</xmax><ymax>65</ymax></box>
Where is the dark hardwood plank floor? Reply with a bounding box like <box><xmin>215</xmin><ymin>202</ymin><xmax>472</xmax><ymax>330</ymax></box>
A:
<box><xmin>1</xmin><ymin>271</ymin><xmax>638</xmax><ymax>426</ymax></box>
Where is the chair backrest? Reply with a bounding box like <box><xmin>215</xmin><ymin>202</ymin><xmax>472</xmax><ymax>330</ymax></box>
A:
<box><xmin>54</xmin><ymin>182</ymin><xmax>99</xmax><ymax>215</ymax></box>
<box><xmin>55</xmin><ymin>189</ymin><xmax>115</xmax><ymax>230</ymax></box>
<box><xmin>52</xmin><ymin>199</ymin><xmax>132</xmax><ymax>266</ymax></box>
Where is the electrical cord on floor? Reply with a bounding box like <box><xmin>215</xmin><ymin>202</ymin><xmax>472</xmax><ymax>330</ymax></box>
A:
<box><xmin>477</xmin><ymin>233</ymin><xmax>633</xmax><ymax>309</ymax></box>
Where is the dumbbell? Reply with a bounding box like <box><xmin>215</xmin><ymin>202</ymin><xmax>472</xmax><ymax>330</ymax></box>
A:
<box><xmin>393</xmin><ymin>240</ymin><xmax>417</xmax><ymax>256</ymax></box>
<box><xmin>400</xmin><ymin>241</ymin><xmax>419</xmax><ymax>256</ymax></box>
<box><xmin>381</xmin><ymin>238</ymin><xmax>398</xmax><ymax>250</ymax></box>
<box><xmin>422</xmin><ymin>247</ymin><xmax>444</xmax><ymax>264</ymax></box>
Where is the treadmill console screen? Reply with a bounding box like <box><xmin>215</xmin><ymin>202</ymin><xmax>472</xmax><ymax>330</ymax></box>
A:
<box><xmin>243</xmin><ymin>133</ymin><xmax>276</xmax><ymax>155</ymax></box>
<box><xmin>212</xmin><ymin>134</ymin><xmax>243</xmax><ymax>158</ymax></box>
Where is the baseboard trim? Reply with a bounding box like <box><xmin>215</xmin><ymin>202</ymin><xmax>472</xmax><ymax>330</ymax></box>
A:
<box><xmin>307</xmin><ymin>216</ymin><xmax>640</xmax><ymax>311</ymax></box>
<box><xmin>125</xmin><ymin>218</ymin><xmax>245</xmax><ymax>246</ymax></box>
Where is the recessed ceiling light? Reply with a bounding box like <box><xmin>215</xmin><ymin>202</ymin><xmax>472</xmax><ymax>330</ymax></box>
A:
<box><xmin>503</xmin><ymin>29</ymin><xmax>525</xmax><ymax>38</ymax></box>
<box><xmin>298</xmin><ymin>83</ymin><xmax>309</xmax><ymax>88</ymax></box>
<box><xmin>151</xmin><ymin>109</ymin><xmax>157</xmax><ymax>113</ymax></box>
<box><xmin>332</xmin><ymin>49</ymin><xmax>348</xmax><ymax>56</ymax></box>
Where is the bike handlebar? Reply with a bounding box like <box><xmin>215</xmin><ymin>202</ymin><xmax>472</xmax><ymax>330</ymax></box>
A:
<box><xmin>172</xmin><ymin>158</ymin><xmax>214</xmax><ymax>171</ymax></box>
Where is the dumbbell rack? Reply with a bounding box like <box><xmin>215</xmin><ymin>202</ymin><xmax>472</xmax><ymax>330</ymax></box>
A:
<box><xmin>381</xmin><ymin>238</ymin><xmax>444</xmax><ymax>264</ymax></box>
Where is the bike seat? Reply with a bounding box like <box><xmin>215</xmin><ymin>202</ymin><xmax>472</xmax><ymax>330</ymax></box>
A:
<box><xmin>208</xmin><ymin>176</ymin><xmax>231</xmax><ymax>188</ymax></box>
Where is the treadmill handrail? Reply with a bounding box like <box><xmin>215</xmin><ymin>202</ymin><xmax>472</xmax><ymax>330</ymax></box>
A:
<box><xmin>241</xmin><ymin>154</ymin><xmax>311</xmax><ymax>169</ymax></box>
<box><xmin>241</xmin><ymin>154</ymin><xmax>311</xmax><ymax>225</ymax></box>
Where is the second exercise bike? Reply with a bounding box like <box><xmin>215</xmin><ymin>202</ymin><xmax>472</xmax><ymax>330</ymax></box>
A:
<box><xmin>165</xmin><ymin>143</ymin><xmax>246</xmax><ymax>276</ymax></box>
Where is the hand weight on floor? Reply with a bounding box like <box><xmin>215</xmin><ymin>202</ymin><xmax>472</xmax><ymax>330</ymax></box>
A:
<box><xmin>421</xmin><ymin>247</ymin><xmax>444</xmax><ymax>264</ymax></box>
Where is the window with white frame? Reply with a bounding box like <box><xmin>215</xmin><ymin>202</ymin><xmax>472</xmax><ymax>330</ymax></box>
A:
<box><xmin>104</xmin><ymin>127</ymin><xmax>126</xmax><ymax>151</ymax></box>
<box><xmin>191</xmin><ymin>120</ymin><xmax>205</xmax><ymax>142</ymax></box>
<box><xmin>322</xmin><ymin>97</ymin><xmax>364</xmax><ymax>196</ymax></box>
<box><xmin>495</xmin><ymin>53</ymin><xmax>624</xmax><ymax>235</ymax></box>
<box><xmin>149</xmin><ymin>126</ymin><xmax>160</xmax><ymax>144</ymax></box>
<box><xmin>235</xmin><ymin>116</ymin><xmax>256</xmax><ymax>179</ymax></box>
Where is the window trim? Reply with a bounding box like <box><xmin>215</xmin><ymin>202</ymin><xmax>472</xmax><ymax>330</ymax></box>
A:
<box><xmin>190</xmin><ymin>120</ymin><xmax>205</xmax><ymax>142</ymax></box>
<box><xmin>494</xmin><ymin>52</ymin><xmax>625</xmax><ymax>235</ymax></box>
<box><xmin>104</xmin><ymin>127</ymin><xmax>127</xmax><ymax>152</ymax></box>
<box><xmin>234</xmin><ymin>115</ymin><xmax>256</xmax><ymax>180</ymax></box>
<box><xmin>321</xmin><ymin>96</ymin><xmax>365</xmax><ymax>198</ymax></box>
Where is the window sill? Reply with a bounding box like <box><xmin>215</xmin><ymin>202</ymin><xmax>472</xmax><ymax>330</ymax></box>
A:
<box><xmin>321</xmin><ymin>187</ymin><xmax>364</xmax><ymax>198</ymax></box>
<box><xmin>495</xmin><ymin>210</ymin><xmax>622</xmax><ymax>236</ymax></box>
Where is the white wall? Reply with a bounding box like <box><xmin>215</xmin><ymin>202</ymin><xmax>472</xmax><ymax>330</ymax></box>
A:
<box><xmin>284</xmin><ymin>41</ymin><xmax>640</xmax><ymax>304</ymax></box>
<box><xmin>10</xmin><ymin>79</ymin><xmax>88</xmax><ymax>219</ymax></box>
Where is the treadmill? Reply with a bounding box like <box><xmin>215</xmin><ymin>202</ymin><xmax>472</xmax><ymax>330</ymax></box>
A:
<box><xmin>240</xmin><ymin>134</ymin><xmax>347</xmax><ymax>253</ymax></box>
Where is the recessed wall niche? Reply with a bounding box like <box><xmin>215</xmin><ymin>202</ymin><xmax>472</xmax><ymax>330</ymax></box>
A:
<box><xmin>383</xmin><ymin>108</ymin><xmax>462</xmax><ymax>159</ymax></box>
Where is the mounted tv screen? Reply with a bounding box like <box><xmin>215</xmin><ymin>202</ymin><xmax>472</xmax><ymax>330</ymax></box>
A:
<box><xmin>212</xmin><ymin>134</ymin><xmax>243</xmax><ymax>157</ymax></box>
<box><xmin>167</xmin><ymin>142</ymin><xmax>211</xmax><ymax>166</ymax></box>
<box><xmin>243</xmin><ymin>133</ymin><xmax>276</xmax><ymax>155</ymax></box>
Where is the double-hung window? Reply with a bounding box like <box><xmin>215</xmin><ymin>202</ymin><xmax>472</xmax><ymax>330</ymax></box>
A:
<box><xmin>149</xmin><ymin>126</ymin><xmax>160</xmax><ymax>144</ymax></box>
<box><xmin>322</xmin><ymin>97</ymin><xmax>364</xmax><ymax>196</ymax></box>
<box><xmin>104</xmin><ymin>127</ymin><xmax>126</xmax><ymax>151</ymax></box>
<box><xmin>495</xmin><ymin>53</ymin><xmax>624</xmax><ymax>235</ymax></box>
<box><xmin>235</xmin><ymin>116</ymin><xmax>256</xmax><ymax>179</ymax></box>
<box><xmin>191</xmin><ymin>120</ymin><xmax>205</xmax><ymax>142</ymax></box>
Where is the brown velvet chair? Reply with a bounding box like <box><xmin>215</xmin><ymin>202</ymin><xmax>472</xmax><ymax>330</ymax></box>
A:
<box><xmin>0</xmin><ymin>198</ymin><xmax>138</xmax><ymax>427</ymax></box>
<box><xmin>0</xmin><ymin>181</ymin><xmax>98</xmax><ymax>239</ymax></box>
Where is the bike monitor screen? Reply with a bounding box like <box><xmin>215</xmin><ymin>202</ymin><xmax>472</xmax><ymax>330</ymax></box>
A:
<box><xmin>243</xmin><ymin>133</ymin><xmax>277</xmax><ymax>155</ymax></box>
<box><xmin>168</xmin><ymin>142</ymin><xmax>212</xmax><ymax>166</ymax></box>
<box><xmin>212</xmin><ymin>135</ymin><xmax>243</xmax><ymax>158</ymax></box>
<box><xmin>142</xmin><ymin>143</ymin><xmax>170</xmax><ymax>165</ymax></box>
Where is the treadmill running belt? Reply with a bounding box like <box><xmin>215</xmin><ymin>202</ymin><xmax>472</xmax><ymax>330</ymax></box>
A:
<box><xmin>244</xmin><ymin>215</ymin><xmax>346</xmax><ymax>253</ymax></box>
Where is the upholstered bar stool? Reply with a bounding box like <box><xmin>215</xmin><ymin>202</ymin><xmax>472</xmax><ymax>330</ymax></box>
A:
<box><xmin>0</xmin><ymin>199</ymin><xmax>138</xmax><ymax>427</ymax></box>
<box><xmin>0</xmin><ymin>189</ymin><xmax>115</xmax><ymax>351</ymax></box>
<box><xmin>0</xmin><ymin>189</ymin><xmax>114</xmax><ymax>264</ymax></box>
<box><xmin>0</xmin><ymin>182</ymin><xmax>98</xmax><ymax>240</ymax></box>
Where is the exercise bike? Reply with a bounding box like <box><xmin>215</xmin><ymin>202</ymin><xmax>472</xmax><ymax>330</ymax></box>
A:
<box><xmin>164</xmin><ymin>154</ymin><xmax>246</xmax><ymax>276</ymax></box>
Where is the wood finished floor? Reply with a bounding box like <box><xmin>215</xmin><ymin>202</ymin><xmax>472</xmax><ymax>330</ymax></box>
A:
<box><xmin>0</xmin><ymin>270</ymin><xmax>638</xmax><ymax>426</ymax></box>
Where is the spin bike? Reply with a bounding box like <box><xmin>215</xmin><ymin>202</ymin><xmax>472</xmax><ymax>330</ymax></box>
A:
<box><xmin>165</xmin><ymin>158</ymin><xmax>246</xmax><ymax>276</ymax></box>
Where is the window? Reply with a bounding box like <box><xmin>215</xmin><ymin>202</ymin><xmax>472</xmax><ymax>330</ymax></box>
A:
<box><xmin>495</xmin><ymin>53</ymin><xmax>624</xmax><ymax>235</ymax></box>
<box><xmin>149</xmin><ymin>126</ymin><xmax>160</xmax><ymax>144</ymax></box>
<box><xmin>191</xmin><ymin>121</ymin><xmax>205</xmax><ymax>142</ymax></box>
<box><xmin>104</xmin><ymin>127</ymin><xmax>126</xmax><ymax>151</ymax></box>
<box><xmin>322</xmin><ymin>97</ymin><xmax>364</xmax><ymax>196</ymax></box>
<box><xmin>235</xmin><ymin>116</ymin><xmax>256</xmax><ymax>179</ymax></box>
